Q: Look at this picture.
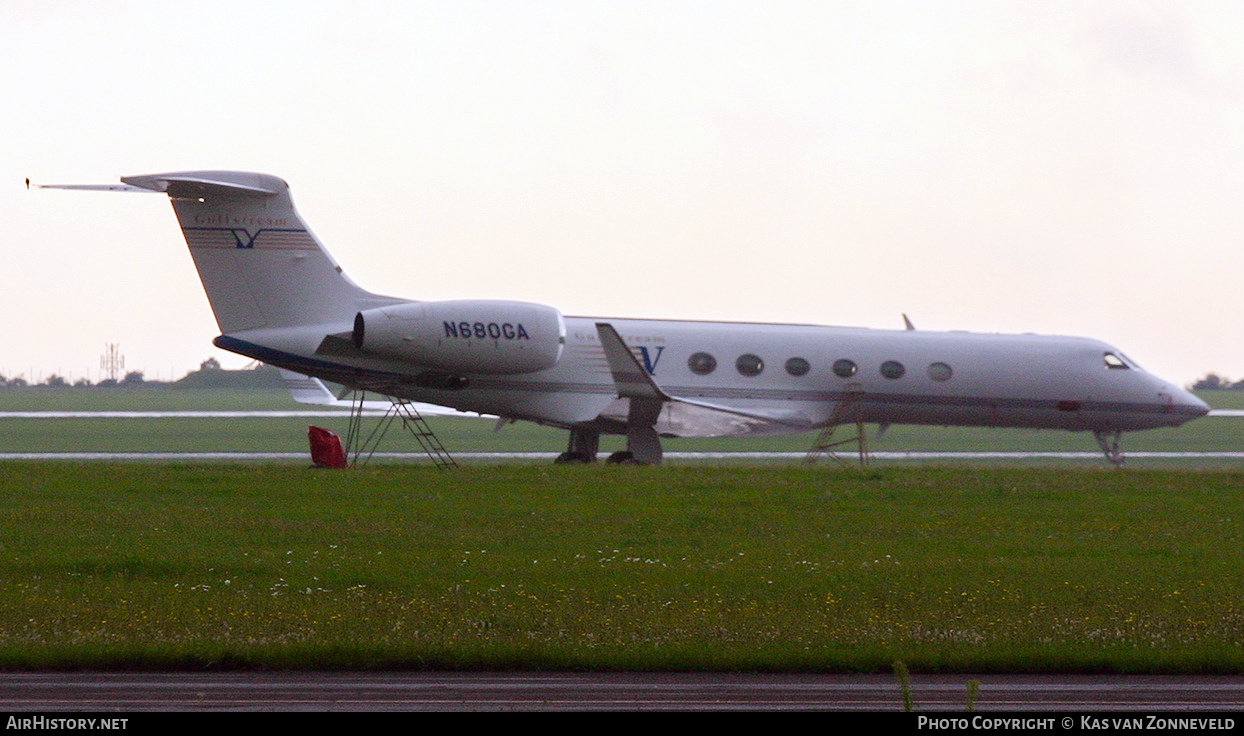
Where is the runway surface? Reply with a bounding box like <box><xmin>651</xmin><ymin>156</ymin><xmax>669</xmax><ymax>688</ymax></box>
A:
<box><xmin>3</xmin><ymin>451</ymin><xmax>1244</xmax><ymax>462</ymax></box>
<box><xmin>3</xmin><ymin>409</ymin><xmax>1239</xmax><ymax>464</ymax></box>
<box><xmin>2</xmin><ymin>672</ymin><xmax>1244</xmax><ymax>711</ymax></box>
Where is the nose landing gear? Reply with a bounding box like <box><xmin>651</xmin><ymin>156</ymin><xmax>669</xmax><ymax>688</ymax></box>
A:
<box><xmin>1094</xmin><ymin>430</ymin><xmax>1125</xmax><ymax>466</ymax></box>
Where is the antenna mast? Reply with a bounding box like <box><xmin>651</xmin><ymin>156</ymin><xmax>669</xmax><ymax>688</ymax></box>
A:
<box><xmin>100</xmin><ymin>344</ymin><xmax>125</xmax><ymax>382</ymax></box>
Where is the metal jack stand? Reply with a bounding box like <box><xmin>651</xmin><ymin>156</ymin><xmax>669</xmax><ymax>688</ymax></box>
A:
<box><xmin>805</xmin><ymin>383</ymin><xmax>871</xmax><ymax>468</ymax></box>
<box><xmin>345</xmin><ymin>391</ymin><xmax>458</xmax><ymax>469</ymax></box>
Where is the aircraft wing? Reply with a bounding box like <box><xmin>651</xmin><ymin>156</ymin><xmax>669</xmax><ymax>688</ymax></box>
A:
<box><xmin>278</xmin><ymin>369</ymin><xmax>470</xmax><ymax>416</ymax></box>
<box><xmin>650</xmin><ymin>398</ymin><xmax>817</xmax><ymax>437</ymax></box>
<box><xmin>594</xmin><ymin>323</ymin><xmax>819</xmax><ymax>437</ymax></box>
<box><xmin>660</xmin><ymin>395</ymin><xmax>818</xmax><ymax>432</ymax></box>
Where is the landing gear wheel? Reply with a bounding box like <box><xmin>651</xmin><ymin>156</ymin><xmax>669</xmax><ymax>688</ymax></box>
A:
<box><xmin>1093</xmin><ymin>430</ymin><xmax>1125</xmax><ymax>466</ymax></box>
<box><xmin>554</xmin><ymin>451</ymin><xmax>593</xmax><ymax>464</ymax></box>
<box><xmin>605</xmin><ymin>451</ymin><xmax>638</xmax><ymax>465</ymax></box>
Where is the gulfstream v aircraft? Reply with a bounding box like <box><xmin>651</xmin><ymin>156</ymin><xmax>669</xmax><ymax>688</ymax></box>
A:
<box><xmin>43</xmin><ymin>171</ymin><xmax>1209</xmax><ymax>464</ymax></box>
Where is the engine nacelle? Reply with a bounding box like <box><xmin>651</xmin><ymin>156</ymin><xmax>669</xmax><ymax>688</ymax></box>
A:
<box><xmin>353</xmin><ymin>300</ymin><xmax>565</xmax><ymax>375</ymax></box>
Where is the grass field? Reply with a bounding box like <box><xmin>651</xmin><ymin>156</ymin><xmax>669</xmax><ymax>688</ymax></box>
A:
<box><xmin>1</xmin><ymin>387</ymin><xmax>1242</xmax><ymax>672</ymax></box>
<box><xmin>0</xmin><ymin>462</ymin><xmax>1241</xmax><ymax>672</ymax></box>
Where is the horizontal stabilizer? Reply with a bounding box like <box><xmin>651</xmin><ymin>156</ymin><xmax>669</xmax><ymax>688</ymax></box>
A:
<box><xmin>35</xmin><ymin>171</ymin><xmax>287</xmax><ymax>199</ymax></box>
<box><xmin>35</xmin><ymin>182</ymin><xmax>153</xmax><ymax>193</ymax></box>
<box><xmin>121</xmin><ymin>171</ymin><xmax>287</xmax><ymax>198</ymax></box>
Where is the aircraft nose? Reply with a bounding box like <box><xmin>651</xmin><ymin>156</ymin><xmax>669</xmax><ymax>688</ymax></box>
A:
<box><xmin>1188</xmin><ymin>393</ymin><xmax>1211</xmax><ymax>417</ymax></box>
<box><xmin>1169</xmin><ymin>387</ymin><xmax>1210</xmax><ymax>423</ymax></box>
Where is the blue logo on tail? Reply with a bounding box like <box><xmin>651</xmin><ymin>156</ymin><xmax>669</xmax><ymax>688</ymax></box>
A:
<box><xmin>185</xmin><ymin>226</ymin><xmax>306</xmax><ymax>249</ymax></box>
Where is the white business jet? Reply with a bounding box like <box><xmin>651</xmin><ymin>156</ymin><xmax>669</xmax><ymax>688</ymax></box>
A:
<box><xmin>42</xmin><ymin>171</ymin><xmax>1209</xmax><ymax>464</ymax></box>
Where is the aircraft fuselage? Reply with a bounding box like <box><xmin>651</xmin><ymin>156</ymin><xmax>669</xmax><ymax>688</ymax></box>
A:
<box><xmin>215</xmin><ymin>310</ymin><xmax>1207</xmax><ymax>437</ymax></box>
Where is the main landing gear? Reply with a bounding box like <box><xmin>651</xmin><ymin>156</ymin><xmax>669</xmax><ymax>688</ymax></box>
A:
<box><xmin>552</xmin><ymin>428</ymin><xmax>656</xmax><ymax>465</ymax></box>
<box><xmin>554</xmin><ymin>428</ymin><xmax>599</xmax><ymax>464</ymax></box>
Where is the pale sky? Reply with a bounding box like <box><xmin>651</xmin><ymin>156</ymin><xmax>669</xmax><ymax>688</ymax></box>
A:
<box><xmin>5</xmin><ymin>1</ymin><xmax>1243</xmax><ymax>386</ymax></box>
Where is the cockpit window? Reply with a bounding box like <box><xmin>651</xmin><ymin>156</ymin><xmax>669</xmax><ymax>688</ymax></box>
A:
<box><xmin>1103</xmin><ymin>353</ymin><xmax>1129</xmax><ymax>370</ymax></box>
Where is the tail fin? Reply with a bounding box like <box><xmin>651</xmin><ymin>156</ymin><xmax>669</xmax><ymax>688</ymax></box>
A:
<box><xmin>119</xmin><ymin>171</ymin><xmax>385</xmax><ymax>333</ymax></box>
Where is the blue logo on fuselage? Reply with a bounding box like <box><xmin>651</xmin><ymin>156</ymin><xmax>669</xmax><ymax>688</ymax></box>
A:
<box><xmin>638</xmin><ymin>346</ymin><xmax>664</xmax><ymax>375</ymax></box>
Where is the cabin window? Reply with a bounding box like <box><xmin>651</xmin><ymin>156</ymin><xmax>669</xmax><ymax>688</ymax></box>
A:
<box><xmin>688</xmin><ymin>352</ymin><xmax>717</xmax><ymax>375</ymax></box>
<box><xmin>736</xmin><ymin>353</ymin><xmax>764</xmax><ymax>377</ymax></box>
<box><xmin>926</xmin><ymin>362</ymin><xmax>953</xmax><ymax>382</ymax></box>
<box><xmin>785</xmin><ymin>357</ymin><xmax>810</xmax><ymax>377</ymax></box>
<box><xmin>1103</xmin><ymin>353</ymin><xmax>1129</xmax><ymax>370</ymax></box>
<box><xmin>880</xmin><ymin>360</ymin><xmax>906</xmax><ymax>379</ymax></box>
<box><xmin>832</xmin><ymin>359</ymin><xmax>858</xmax><ymax>378</ymax></box>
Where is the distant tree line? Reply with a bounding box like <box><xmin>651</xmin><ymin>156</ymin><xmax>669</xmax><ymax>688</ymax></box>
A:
<box><xmin>0</xmin><ymin>359</ymin><xmax>282</xmax><ymax>389</ymax></box>
<box><xmin>1190</xmin><ymin>373</ymin><xmax>1244</xmax><ymax>391</ymax></box>
<box><xmin>0</xmin><ymin>370</ymin><xmax>148</xmax><ymax>388</ymax></box>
